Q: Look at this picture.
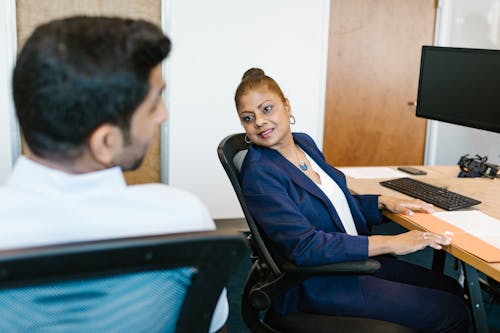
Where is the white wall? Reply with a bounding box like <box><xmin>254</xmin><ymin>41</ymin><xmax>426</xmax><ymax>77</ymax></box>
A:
<box><xmin>426</xmin><ymin>0</ymin><xmax>500</xmax><ymax>165</ymax></box>
<box><xmin>0</xmin><ymin>0</ymin><xmax>19</xmax><ymax>184</ymax></box>
<box><xmin>163</xmin><ymin>0</ymin><xmax>330</xmax><ymax>219</ymax></box>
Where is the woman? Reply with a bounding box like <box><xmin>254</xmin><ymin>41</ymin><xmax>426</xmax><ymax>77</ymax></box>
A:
<box><xmin>234</xmin><ymin>68</ymin><xmax>469</xmax><ymax>332</ymax></box>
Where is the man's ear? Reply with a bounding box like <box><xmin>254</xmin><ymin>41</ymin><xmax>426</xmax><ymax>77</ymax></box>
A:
<box><xmin>88</xmin><ymin>124</ymin><xmax>122</xmax><ymax>167</ymax></box>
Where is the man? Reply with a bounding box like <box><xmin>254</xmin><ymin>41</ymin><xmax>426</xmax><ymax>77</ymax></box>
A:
<box><xmin>0</xmin><ymin>16</ymin><xmax>227</xmax><ymax>332</ymax></box>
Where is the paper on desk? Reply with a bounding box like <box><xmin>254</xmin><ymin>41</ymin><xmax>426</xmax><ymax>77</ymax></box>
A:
<box><xmin>337</xmin><ymin>167</ymin><xmax>408</xmax><ymax>179</ymax></box>
<box><xmin>433</xmin><ymin>211</ymin><xmax>500</xmax><ymax>249</ymax></box>
<box><xmin>410</xmin><ymin>212</ymin><xmax>500</xmax><ymax>262</ymax></box>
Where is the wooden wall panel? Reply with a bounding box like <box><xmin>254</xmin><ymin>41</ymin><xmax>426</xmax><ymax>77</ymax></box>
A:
<box><xmin>16</xmin><ymin>0</ymin><xmax>162</xmax><ymax>184</ymax></box>
<box><xmin>323</xmin><ymin>0</ymin><xmax>436</xmax><ymax>166</ymax></box>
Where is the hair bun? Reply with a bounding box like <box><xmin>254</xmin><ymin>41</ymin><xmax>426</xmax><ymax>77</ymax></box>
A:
<box><xmin>242</xmin><ymin>67</ymin><xmax>265</xmax><ymax>81</ymax></box>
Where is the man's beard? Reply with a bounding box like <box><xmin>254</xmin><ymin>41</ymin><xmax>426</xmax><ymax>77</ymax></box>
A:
<box><xmin>123</xmin><ymin>155</ymin><xmax>145</xmax><ymax>171</ymax></box>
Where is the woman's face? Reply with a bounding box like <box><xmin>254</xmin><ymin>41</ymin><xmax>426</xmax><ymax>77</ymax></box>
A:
<box><xmin>237</xmin><ymin>86</ymin><xmax>292</xmax><ymax>150</ymax></box>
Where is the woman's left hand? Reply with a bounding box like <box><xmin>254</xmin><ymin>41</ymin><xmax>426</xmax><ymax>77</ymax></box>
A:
<box><xmin>378</xmin><ymin>195</ymin><xmax>434</xmax><ymax>216</ymax></box>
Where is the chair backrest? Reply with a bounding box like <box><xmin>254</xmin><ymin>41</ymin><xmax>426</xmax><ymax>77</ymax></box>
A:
<box><xmin>217</xmin><ymin>133</ymin><xmax>281</xmax><ymax>275</ymax></box>
<box><xmin>0</xmin><ymin>229</ymin><xmax>247</xmax><ymax>333</ymax></box>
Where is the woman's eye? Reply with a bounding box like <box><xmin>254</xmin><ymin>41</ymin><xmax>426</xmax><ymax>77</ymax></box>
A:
<box><xmin>263</xmin><ymin>105</ymin><xmax>273</xmax><ymax>113</ymax></box>
<box><xmin>242</xmin><ymin>115</ymin><xmax>253</xmax><ymax>123</ymax></box>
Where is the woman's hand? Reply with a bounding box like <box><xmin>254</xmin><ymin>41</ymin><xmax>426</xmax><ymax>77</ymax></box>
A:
<box><xmin>378</xmin><ymin>195</ymin><xmax>434</xmax><ymax>216</ymax></box>
<box><xmin>368</xmin><ymin>230</ymin><xmax>452</xmax><ymax>256</ymax></box>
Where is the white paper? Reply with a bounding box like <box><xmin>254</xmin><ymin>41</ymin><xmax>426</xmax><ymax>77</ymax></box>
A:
<box><xmin>337</xmin><ymin>167</ymin><xmax>409</xmax><ymax>179</ymax></box>
<box><xmin>433</xmin><ymin>211</ymin><xmax>500</xmax><ymax>249</ymax></box>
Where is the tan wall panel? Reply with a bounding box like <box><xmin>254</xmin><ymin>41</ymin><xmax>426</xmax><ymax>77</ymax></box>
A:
<box><xmin>323</xmin><ymin>0</ymin><xmax>436</xmax><ymax>166</ymax></box>
<box><xmin>16</xmin><ymin>0</ymin><xmax>162</xmax><ymax>184</ymax></box>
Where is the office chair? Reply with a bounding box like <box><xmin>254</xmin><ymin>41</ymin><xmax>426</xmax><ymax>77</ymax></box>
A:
<box><xmin>217</xmin><ymin>133</ymin><xmax>418</xmax><ymax>333</ymax></box>
<box><xmin>0</xmin><ymin>230</ymin><xmax>247</xmax><ymax>333</ymax></box>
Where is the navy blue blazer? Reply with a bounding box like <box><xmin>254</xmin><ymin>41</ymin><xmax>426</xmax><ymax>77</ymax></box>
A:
<box><xmin>240</xmin><ymin>132</ymin><xmax>384</xmax><ymax>314</ymax></box>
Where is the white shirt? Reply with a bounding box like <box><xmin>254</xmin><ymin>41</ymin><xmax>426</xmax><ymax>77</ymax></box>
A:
<box><xmin>305</xmin><ymin>153</ymin><xmax>358</xmax><ymax>236</ymax></box>
<box><xmin>0</xmin><ymin>156</ymin><xmax>216</xmax><ymax>248</ymax></box>
<box><xmin>0</xmin><ymin>156</ymin><xmax>227</xmax><ymax>332</ymax></box>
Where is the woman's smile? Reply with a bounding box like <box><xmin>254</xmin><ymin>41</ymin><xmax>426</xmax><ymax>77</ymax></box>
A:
<box><xmin>258</xmin><ymin>128</ymin><xmax>274</xmax><ymax>138</ymax></box>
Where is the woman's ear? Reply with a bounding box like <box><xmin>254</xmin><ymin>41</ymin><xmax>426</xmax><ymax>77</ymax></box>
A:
<box><xmin>87</xmin><ymin>124</ymin><xmax>122</xmax><ymax>167</ymax></box>
<box><xmin>284</xmin><ymin>98</ymin><xmax>291</xmax><ymax>113</ymax></box>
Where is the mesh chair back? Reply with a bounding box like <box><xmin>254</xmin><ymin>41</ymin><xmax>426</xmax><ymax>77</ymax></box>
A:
<box><xmin>0</xmin><ymin>230</ymin><xmax>247</xmax><ymax>333</ymax></box>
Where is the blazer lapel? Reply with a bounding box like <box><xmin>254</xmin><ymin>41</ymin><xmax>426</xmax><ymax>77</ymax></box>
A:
<box><xmin>266</xmin><ymin>147</ymin><xmax>348</xmax><ymax>233</ymax></box>
<box><xmin>294</xmin><ymin>136</ymin><xmax>370</xmax><ymax>235</ymax></box>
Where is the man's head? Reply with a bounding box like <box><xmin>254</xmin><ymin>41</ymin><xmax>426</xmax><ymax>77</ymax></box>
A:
<box><xmin>13</xmin><ymin>16</ymin><xmax>171</xmax><ymax>172</ymax></box>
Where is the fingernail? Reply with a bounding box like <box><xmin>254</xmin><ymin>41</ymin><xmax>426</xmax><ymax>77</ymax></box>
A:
<box><xmin>407</xmin><ymin>211</ymin><xmax>414</xmax><ymax>216</ymax></box>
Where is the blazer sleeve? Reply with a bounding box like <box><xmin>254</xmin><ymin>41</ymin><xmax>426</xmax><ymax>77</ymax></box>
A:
<box><xmin>241</xmin><ymin>160</ymin><xmax>369</xmax><ymax>266</ymax></box>
<box><xmin>352</xmin><ymin>194</ymin><xmax>383</xmax><ymax>226</ymax></box>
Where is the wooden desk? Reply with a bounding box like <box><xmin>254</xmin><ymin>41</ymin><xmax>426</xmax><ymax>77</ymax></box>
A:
<box><xmin>346</xmin><ymin>165</ymin><xmax>500</xmax><ymax>281</ymax></box>
<box><xmin>345</xmin><ymin>165</ymin><xmax>499</xmax><ymax>332</ymax></box>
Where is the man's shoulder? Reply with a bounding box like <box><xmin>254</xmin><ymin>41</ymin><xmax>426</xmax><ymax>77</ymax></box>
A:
<box><xmin>100</xmin><ymin>183</ymin><xmax>217</xmax><ymax>234</ymax></box>
<box><xmin>127</xmin><ymin>183</ymin><xmax>193</xmax><ymax>198</ymax></box>
<box><xmin>126</xmin><ymin>183</ymin><xmax>210</xmax><ymax>213</ymax></box>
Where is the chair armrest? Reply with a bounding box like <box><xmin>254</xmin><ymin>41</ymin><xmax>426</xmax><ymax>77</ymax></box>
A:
<box><xmin>246</xmin><ymin>259</ymin><xmax>381</xmax><ymax>311</ymax></box>
<box><xmin>281</xmin><ymin>259</ymin><xmax>381</xmax><ymax>276</ymax></box>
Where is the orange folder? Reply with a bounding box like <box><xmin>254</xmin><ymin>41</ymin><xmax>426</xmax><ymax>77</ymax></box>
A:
<box><xmin>410</xmin><ymin>213</ymin><xmax>500</xmax><ymax>263</ymax></box>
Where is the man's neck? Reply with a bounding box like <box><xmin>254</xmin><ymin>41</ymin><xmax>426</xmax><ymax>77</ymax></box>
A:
<box><xmin>27</xmin><ymin>152</ymin><xmax>110</xmax><ymax>175</ymax></box>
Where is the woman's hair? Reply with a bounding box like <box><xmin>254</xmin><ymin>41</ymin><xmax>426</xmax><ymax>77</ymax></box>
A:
<box><xmin>234</xmin><ymin>68</ymin><xmax>286</xmax><ymax>110</ymax></box>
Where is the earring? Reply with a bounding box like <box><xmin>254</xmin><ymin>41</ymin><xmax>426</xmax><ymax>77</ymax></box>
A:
<box><xmin>290</xmin><ymin>115</ymin><xmax>296</xmax><ymax>125</ymax></box>
<box><xmin>244</xmin><ymin>134</ymin><xmax>252</xmax><ymax>144</ymax></box>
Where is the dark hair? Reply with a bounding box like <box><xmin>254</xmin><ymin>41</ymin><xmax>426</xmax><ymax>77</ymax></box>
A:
<box><xmin>13</xmin><ymin>16</ymin><xmax>171</xmax><ymax>160</ymax></box>
<box><xmin>234</xmin><ymin>68</ymin><xmax>286</xmax><ymax>110</ymax></box>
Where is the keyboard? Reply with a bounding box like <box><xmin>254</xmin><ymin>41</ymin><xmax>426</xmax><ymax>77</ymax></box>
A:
<box><xmin>379</xmin><ymin>177</ymin><xmax>481</xmax><ymax>211</ymax></box>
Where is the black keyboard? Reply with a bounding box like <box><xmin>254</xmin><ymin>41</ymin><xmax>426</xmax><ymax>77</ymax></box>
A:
<box><xmin>379</xmin><ymin>177</ymin><xmax>481</xmax><ymax>211</ymax></box>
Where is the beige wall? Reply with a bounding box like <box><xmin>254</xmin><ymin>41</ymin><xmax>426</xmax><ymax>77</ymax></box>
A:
<box><xmin>16</xmin><ymin>0</ymin><xmax>162</xmax><ymax>184</ymax></box>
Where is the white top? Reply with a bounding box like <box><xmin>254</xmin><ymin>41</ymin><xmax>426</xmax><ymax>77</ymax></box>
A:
<box><xmin>0</xmin><ymin>156</ymin><xmax>227</xmax><ymax>332</ymax></box>
<box><xmin>0</xmin><ymin>156</ymin><xmax>216</xmax><ymax>248</ymax></box>
<box><xmin>305</xmin><ymin>152</ymin><xmax>358</xmax><ymax>236</ymax></box>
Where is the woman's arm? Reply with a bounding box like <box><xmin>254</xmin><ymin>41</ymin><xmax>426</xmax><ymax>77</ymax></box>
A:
<box><xmin>370</xmin><ymin>195</ymin><xmax>450</xmax><ymax>256</ymax></box>
<box><xmin>242</xmin><ymin>160</ymin><xmax>369</xmax><ymax>266</ymax></box>
<box><xmin>368</xmin><ymin>231</ymin><xmax>451</xmax><ymax>256</ymax></box>
<box><xmin>378</xmin><ymin>195</ymin><xmax>434</xmax><ymax>216</ymax></box>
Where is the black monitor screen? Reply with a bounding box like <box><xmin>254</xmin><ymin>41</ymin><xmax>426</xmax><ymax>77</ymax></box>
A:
<box><xmin>416</xmin><ymin>46</ymin><xmax>500</xmax><ymax>133</ymax></box>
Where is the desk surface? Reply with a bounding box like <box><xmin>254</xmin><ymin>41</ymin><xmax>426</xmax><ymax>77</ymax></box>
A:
<box><xmin>345</xmin><ymin>165</ymin><xmax>500</xmax><ymax>282</ymax></box>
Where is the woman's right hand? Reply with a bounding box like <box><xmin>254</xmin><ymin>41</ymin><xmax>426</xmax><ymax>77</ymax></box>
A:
<box><xmin>368</xmin><ymin>230</ymin><xmax>452</xmax><ymax>256</ymax></box>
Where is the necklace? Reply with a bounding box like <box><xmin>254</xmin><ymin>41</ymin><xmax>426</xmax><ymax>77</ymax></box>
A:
<box><xmin>295</xmin><ymin>146</ymin><xmax>308</xmax><ymax>171</ymax></box>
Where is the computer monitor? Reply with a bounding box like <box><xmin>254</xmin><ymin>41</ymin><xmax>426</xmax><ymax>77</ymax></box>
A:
<box><xmin>416</xmin><ymin>46</ymin><xmax>500</xmax><ymax>133</ymax></box>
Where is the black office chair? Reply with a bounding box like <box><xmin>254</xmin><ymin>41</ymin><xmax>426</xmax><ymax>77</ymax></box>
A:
<box><xmin>0</xmin><ymin>230</ymin><xmax>248</xmax><ymax>332</ymax></box>
<box><xmin>217</xmin><ymin>133</ymin><xmax>418</xmax><ymax>333</ymax></box>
